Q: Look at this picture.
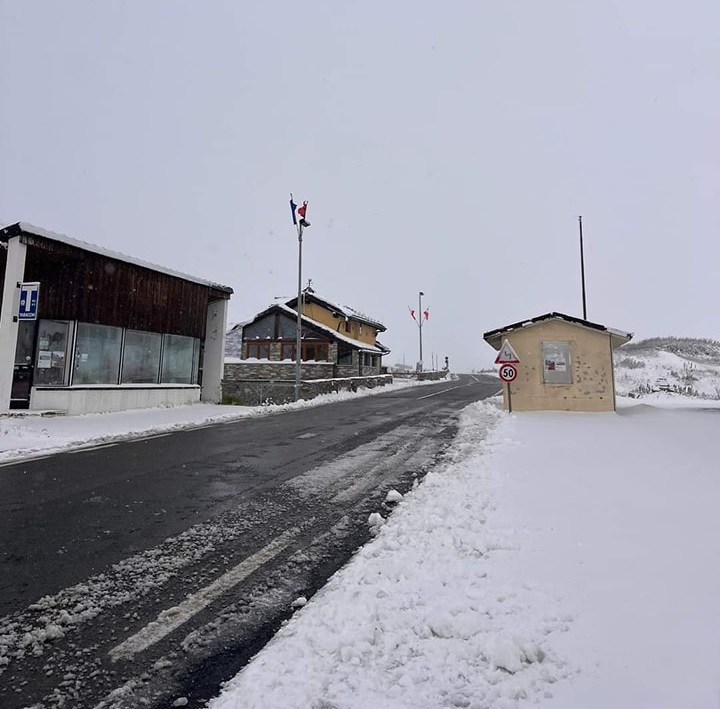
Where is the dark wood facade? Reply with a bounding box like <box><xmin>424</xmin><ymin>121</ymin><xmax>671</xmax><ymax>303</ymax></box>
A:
<box><xmin>5</xmin><ymin>231</ymin><xmax>230</xmax><ymax>338</ymax></box>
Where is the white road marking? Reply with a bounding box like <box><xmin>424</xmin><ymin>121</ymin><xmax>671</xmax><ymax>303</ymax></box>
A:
<box><xmin>0</xmin><ymin>455</ymin><xmax>53</xmax><ymax>467</ymax></box>
<box><xmin>137</xmin><ymin>432</ymin><xmax>172</xmax><ymax>441</ymax></box>
<box><xmin>417</xmin><ymin>386</ymin><xmax>461</xmax><ymax>399</ymax></box>
<box><xmin>296</xmin><ymin>432</ymin><xmax>318</xmax><ymax>439</ymax></box>
<box><xmin>109</xmin><ymin>524</ymin><xmax>310</xmax><ymax>661</ymax></box>
<box><xmin>67</xmin><ymin>443</ymin><xmax>118</xmax><ymax>454</ymax></box>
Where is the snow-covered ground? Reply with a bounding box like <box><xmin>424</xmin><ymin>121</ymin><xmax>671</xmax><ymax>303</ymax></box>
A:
<box><xmin>4</xmin><ymin>381</ymin><xmax>719</xmax><ymax>708</ymax></box>
<box><xmin>615</xmin><ymin>337</ymin><xmax>720</xmax><ymax>399</ymax></box>
<box><xmin>207</xmin><ymin>395</ymin><xmax>720</xmax><ymax>709</ymax></box>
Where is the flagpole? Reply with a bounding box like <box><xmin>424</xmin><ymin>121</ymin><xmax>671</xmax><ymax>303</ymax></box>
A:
<box><xmin>578</xmin><ymin>215</ymin><xmax>587</xmax><ymax>320</ymax></box>
<box><xmin>290</xmin><ymin>195</ymin><xmax>310</xmax><ymax>402</ymax></box>
<box><xmin>295</xmin><ymin>221</ymin><xmax>303</xmax><ymax>401</ymax></box>
<box><xmin>418</xmin><ymin>291</ymin><xmax>424</xmax><ymax>372</ymax></box>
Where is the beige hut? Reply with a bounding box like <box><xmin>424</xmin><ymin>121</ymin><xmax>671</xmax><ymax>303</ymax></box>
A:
<box><xmin>483</xmin><ymin>312</ymin><xmax>632</xmax><ymax>412</ymax></box>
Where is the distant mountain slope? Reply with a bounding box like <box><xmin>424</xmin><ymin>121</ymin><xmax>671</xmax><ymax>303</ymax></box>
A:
<box><xmin>615</xmin><ymin>337</ymin><xmax>720</xmax><ymax>398</ymax></box>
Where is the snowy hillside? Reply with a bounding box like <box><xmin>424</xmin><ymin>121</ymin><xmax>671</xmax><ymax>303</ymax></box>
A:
<box><xmin>615</xmin><ymin>337</ymin><xmax>720</xmax><ymax>399</ymax></box>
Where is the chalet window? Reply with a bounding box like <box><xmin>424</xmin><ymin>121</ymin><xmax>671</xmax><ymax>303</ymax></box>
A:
<box><xmin>247</xmin><ymin>342</ymin><xmax>270</xmax><ymax>359</ymax></box>
<box><xmin>278</xmin><ymin>342</ymin><xmax>329</xmax><ymax>361</ymax></box>
<box><xmin>34</xmin><ymin>320</ymin><xmax>72</xmax><ymax>386</ymax></box>
<box><xmin>338</xmin><ymin>343</ymin><xmax>353</xmax><ymax>365</ymax></box>
<box><xmin>122</xmin><ymin>330</ymin><xmax>162</xmax><ymax>384</ymax></box>
<box><xmin>542</xmin><ymin>341</ymin><xmax>572</xmax><ymax>384</ymax></box>
<box><xmin>73</xmin><ymin>323</ymin><xmax>123</xmax><ymax>385</ymax></box>
<box><xmin>161</xmin><ymin>334</ymin><xmax>197</xmax><ymax>384</ymax></box>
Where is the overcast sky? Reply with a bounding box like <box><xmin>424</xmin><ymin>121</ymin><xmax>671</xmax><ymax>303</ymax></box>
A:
<box><xmin>1</xmin><ymin>1</ymin><xmax>717</xmax><ymax>370</ymax></box>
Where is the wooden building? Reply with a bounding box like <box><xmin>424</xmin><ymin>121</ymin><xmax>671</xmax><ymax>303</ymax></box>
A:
<box><xmin>0</xmin><ymin>222</ymin><xmax>232</xmax><ymax>414</ymax></box>
<box><xmin>484</xmin><ymin>312</ymin><xmax>632</xmax><ymax>412</ymax></box>
<box><xmin>222</xmin><ymin>290</ymin><xmax>391</xmax><ymax>404</ymax></box>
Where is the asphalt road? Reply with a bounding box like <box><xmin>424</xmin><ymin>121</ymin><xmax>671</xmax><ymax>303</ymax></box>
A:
<box><xmin>0</xmin><ymin>373</ymin><xmax>499</xmax><ymax>709</ymax></box>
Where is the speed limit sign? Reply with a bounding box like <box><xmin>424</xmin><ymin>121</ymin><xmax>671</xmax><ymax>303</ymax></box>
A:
<box><xmin>499</xmin><ymin>364</ymin><xmax>517</xmax><ymax>383</ymax></box>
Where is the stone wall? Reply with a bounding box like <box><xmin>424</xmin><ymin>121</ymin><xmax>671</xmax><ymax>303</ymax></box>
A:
<box><xmin>222</xmin><ymin>363</ymin><xmax>393</xmax><ymax>406</ymax></box>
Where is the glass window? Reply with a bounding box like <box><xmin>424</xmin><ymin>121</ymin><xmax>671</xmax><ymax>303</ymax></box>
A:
<box><xmin>73</xmin><ymin>323</ymin><xmax>123</xmax><ymax>384</ymax></box>
<box><xmin>542</xmin><ymin>341</ymin><xmax>572</xmax><ymax>384</ymax></box>
<box><xmin>246</xmin><ymin>342</ymin><xmax>270</xmax><ymax>360</ymax></box>
<box><xmin>122</xmin><ymin>330</ymin><xmax>162</xmax><ymax>383</ymax></box>
<box><xmin>161</xmin><ymin>334</ymin><xmax>197</xmax><ymax>384</ymax></box>
<box><xmin>34</xmin><ymin>320</ymin><xmax>72</xmax><ymax>386</ymax></box>
<box><xmin>281</xmin><ymin>343</ymin><xmax>294</xmax><ymax>361</ymax></box>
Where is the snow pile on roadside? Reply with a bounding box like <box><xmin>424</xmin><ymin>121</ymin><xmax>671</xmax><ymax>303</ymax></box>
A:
<box><xmin>0</xmin><ymin>377</ymin><xmax>442</xmax><ymax>463</ymax></box>
<box><xmin>209</xmin><ymin>400</ymin><xmax>572</xmax><ymax>709</ymax></box>
<box><xmin>210</xmin><ymin>396</ymin><xmax>720</xmax><ymax>708</ymax></box>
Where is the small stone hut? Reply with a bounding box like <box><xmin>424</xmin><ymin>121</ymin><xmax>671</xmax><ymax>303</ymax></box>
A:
<box><xmin>483</xmin><ymin>312</ymin><xmax>632</xmax><ymax>412</ymax></box>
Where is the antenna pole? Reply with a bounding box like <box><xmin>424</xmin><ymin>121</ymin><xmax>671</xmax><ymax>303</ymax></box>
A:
<box><xmin>579</xmin><ymin>215</ymin><xmax>587</xmax><ymax>320</ymax></box>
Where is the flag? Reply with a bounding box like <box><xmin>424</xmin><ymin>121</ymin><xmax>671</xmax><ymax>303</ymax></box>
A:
<box><xmin>410</xmin><ymin>309</ymin><xmax>416</xmax><ymax>321</ymax></box>
<box><xmin>423</xmin><ymin>308</ymin><xmax>429</xmax><ymax>320</ymax></box>
<box><xmin>297</xmin><ymin>200</ymin><xmax>310</xmax><ymax>227</ymax></box>
<box><xmin>289</xmin><ymin>195</ymin><xmax>298</xmax><ymax>225</ymax></box>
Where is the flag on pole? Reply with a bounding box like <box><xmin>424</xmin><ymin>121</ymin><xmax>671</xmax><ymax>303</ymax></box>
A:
<box><xmin>423</xmin><ymin>308</ymin><xmax>429</xmax><ymax>320</ymax></box>
<box><xmin>410</xmin><ymin>309</ymin><xmax>416</xmax><ymax>321</ymax></box>
<box><xmin>290</xmin><ymin>195</ymin><xmax>298</xmax><ymax>225</ymax></box>
<box><xmin>297</xmin><ymin>201</ymin><xmax>310</xmax><ymax>227</ymax></box>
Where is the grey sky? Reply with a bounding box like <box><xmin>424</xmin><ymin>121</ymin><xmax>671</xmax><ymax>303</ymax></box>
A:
<box><xmin>1</xmin><ymin>1</ymin><xmax>717</xmax><ymax>371</ymax></box>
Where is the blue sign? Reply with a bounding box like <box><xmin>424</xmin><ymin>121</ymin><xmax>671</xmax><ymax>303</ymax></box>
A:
<box><xmin>18</xmin><ymin>282</ymin><xmax>40</xmax><ymax>321</ymax></box>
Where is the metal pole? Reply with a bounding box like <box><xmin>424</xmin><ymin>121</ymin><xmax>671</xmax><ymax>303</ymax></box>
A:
<box><xmin>578</xmin><ymin>215</ymin><xmax>587</xmax><ymax>320</ymax></box>
<box><xmin>418</xmin><ymin>291</ymin><xmax>424</xmax><ymax>371</ymax></box>
<box><xmin>295</xmin><ymin>223</ymin><xmax>303</xmax><ymax>401</ymax></box>
<box><xmin>507</xmin><ymin>380</ymin><xmax>513</xmax><ymax>413</ymax></box>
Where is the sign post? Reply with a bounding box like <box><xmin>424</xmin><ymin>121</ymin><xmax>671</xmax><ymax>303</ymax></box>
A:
<box><xmin>495</xmin><ymin>339</ymin><xmax>520</xmax><ymax>413</ymax></box>
<box><xmin>18</xmin><ymin>282</ymin><xmax>40</xmax><ymax>321</ymax></box>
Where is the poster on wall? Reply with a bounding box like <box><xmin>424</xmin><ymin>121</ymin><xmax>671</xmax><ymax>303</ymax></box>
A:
<box><xmin>37</xmin><ymin>351</ymin><xmax>52</xmax><ymax>369</ymax></box>
<box><xmin>542</xmin><ymin>341</ymin><xmax>572</xmax><ymax>383</ymax></box>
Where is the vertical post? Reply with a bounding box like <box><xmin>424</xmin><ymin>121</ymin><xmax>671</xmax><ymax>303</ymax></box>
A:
<box><xmin>418</xmin><ymin>291</ymin><xmax>424</xmax><ymax>372</ymax></box>
<box><xmin>0</xmin><ymin>236</ymin><xmax>27</xmax><ymax>410</ymax></box>
<box><xmin>506</xmin><ymin>380</ymin><xmax>513</xmax><ymax>413</ymax></box>
<box><xmin>578</xmin><ymin>215</ymin><xmax>587</xmax><ymax>320</ymax></box>
<box><xmin>295</xmin><ymin>223</ymin><xmax>303</xmax><ymax>402</ymax></box>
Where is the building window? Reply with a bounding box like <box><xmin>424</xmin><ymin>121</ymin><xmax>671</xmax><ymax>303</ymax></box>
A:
<box><xmin>73</xmin><ymin>323</ymin><xmax>123</xmax><ymax>384</ymax></box>
<box><xmin>35</xmin><ymin>320</ymin><xmax>72</xmax><ymax>386</ymax></box>
<box><xmin>273</xmin><ymin>342</ymin><xmax>329</xmax><ymax>361</ymax></box>
<box><xmin>161</xmin><ymin>334</ymin><xmax>197</xmax><ymax>384</ymax></box>
<box><xmin>303</xmin><ymin>343</ymin><xmax>328</xmax><ymax>361</ymax></box>
<box><xmin>363</xmin><ymin>353</ymin><xmax>373</xmax><ymax>366</ymax></box>
<box><xmin>122</xmin><ymin>330</ymin><xmax>162</xmax><ymax>383</ymax></box>
<box><xmin>542</xmin><ymin>341</ymin><xmax>572</xmax><ymax>384</ymax></box>
<box><xmin>247</xmin><ymin>342</ymin><xmax>271</xmax><ymax>359</ymax></box>
<box><xmin>338</xmin><ymin>343</ymin><xmax>353</xmax><ymax>365</ymax></box>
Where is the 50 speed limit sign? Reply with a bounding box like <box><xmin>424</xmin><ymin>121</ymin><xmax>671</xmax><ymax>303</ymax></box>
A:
<box><xmin>498</xmin><ymin>364</ymin><xmax>518</xmax><ymax>383</ymax></box>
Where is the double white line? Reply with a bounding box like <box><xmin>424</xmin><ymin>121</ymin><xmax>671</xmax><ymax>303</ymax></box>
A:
<box><xmin>110</xmin><ymin>523</ymin><xmax>310</xmax><ymax>661</ymax></box>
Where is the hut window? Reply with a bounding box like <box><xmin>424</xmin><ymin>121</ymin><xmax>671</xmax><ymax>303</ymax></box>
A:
<box><xmin>542</xmin><ymin>341</ymin><xmax>572</xmax><ymax>384</ymax></box>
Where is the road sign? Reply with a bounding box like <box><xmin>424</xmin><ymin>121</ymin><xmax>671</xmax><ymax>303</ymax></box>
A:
<box><xmin>494</xmin><ymin>339</ymin><xmax>520</xmax><ymax>365</ymax></box>
<box><xmin>18</xmin><ymin>282</ymin><xmax>40</xmax><ymax>321</ymax></box>
<box><xmin>498</xmin><ymin>364</ymin><xmax>517</xmax><ymax>383</ymax></box>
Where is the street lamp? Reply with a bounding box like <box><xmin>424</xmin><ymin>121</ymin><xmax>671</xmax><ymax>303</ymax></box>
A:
<box><xmin>290</xmin><ymin>195</ymin><xmax>310</xmax><ymax>401</ymax></box>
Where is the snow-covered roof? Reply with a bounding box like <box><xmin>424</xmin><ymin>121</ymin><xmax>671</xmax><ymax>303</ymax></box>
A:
<box><xmin>1</xmin><ymin>222</ymin><xmax>233</xmax><ymax>294</ymax></box>
<box><xmin>285</xmin><ymin>292</ymin><xmax>386</xmax><ymax>332</ymax></box>
<box><xmin>484</xmin><ymin>312</ymin><xmax>632</xmax><ymax>349</ymax></box>
<box><xmin>275</xmin><ymin>304</ymin><xmax>388</xmax><ymax>354</ymax></box>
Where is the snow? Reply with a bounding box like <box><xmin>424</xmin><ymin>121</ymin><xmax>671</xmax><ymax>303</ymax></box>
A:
<box><xmin>4</xmin><ymin>375</ymin><xmax>719</xmax><ymax>707</ymax></box>
<box><xmin>207</xmin><ymin>395</ymin><xmax>720</xmax><ymax>709</ymax></box>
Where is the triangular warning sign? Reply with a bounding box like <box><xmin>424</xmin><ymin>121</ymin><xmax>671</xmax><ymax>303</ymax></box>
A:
<box><xmin>494</xmin><ymin>339</ymin><xmax>520</xmax><ymax>365</ymax></box>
